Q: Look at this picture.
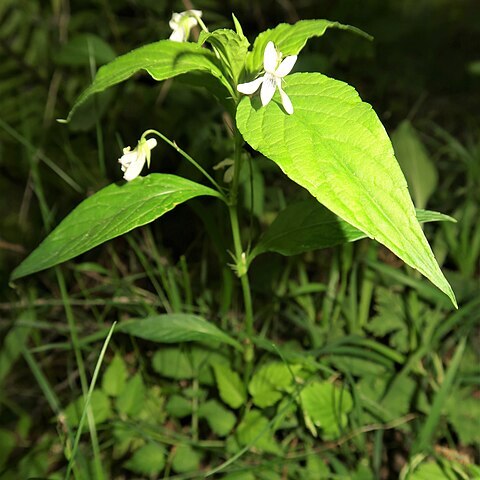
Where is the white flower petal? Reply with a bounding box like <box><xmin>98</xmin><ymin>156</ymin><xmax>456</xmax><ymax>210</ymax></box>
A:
<box><xmin>278</xmin><ymin>86</ymin><xmax>294</xmax><ymax>114</ymax></box>
<box><xmin>260</xmin><ymin>74</ymin><xmax>276</xmax><ymax>106</ymax></box>
<box><xmin>169</xmin><ymin>28</ymin><xmax>185</xmax><ymax>42</ymax></box>
<box><xmin>118</xmin><ymin>150</ymin><xmax>137</xmax><ymax>168</ymax></box>
<box><xmin>145</xmin><ymin>138</ymin><xmax>157</xmax><ymax>150</ymax></box>
<box><xmin>186</xmin><ymin>17</ymin><xmax>198</xmax><ymax>29</ymax></box>
<box><xmin>275</xmin><ymin>55</ymin><xmax>297</xmax><ymax>77</ymax></box>
<box><xmin>237</xmin><ymin>77</ymin><xmax>264</xmax><ymax>94</ymax></box>
<box><xmin>189</xmin><ymin>9</ymin><xmax>202</xmax><ymax>18</ymax></box>
<box><xmin>263</xmin><ymin>41</ymin><xmax>278</xmax><ymax>74</ymax></box>
<box><xmin>123</xmin><ymin>153</ymin><xmax>146</xmax><ymax>181</ymax></box>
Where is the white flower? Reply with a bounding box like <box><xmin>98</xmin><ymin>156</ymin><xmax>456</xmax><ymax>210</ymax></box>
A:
<box><xmin>169</xmin><ymin>10</ymin><xmax>202</xmax><ymax>42</ymax></box>
<box><xmin>118</xmin><ymin>137</ymin><xmax>157</xmax><ymax>181</ymax></box>
<box><xmin>237</xmin><ymin>41</ymin><xmax>297</xmax><ymax>114</ymax></box>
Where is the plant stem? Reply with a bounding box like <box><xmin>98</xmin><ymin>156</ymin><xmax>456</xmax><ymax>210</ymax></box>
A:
<box><xmin>142</xmin><ymin>129</ymin><xmax>227</xmax><ymax>198</ymax></box>
<box><xmin>229</xmin><ymin>131</ymin><xmax>255</xmax><ymax>381</ymax></box>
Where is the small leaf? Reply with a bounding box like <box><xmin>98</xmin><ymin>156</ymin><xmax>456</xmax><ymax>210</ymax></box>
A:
<box><xmin>0</xmin><ymin>428</ymin><xmax>16</xmax><ymax>468</ymax></box>
<box><xmin>212</xmin><ymin>363</ymin><xmax>246</xmax><ymax>409</ymax></box>
<box><xmin>152</xmin><ymin>346</ymin><xmax>223</xmax><ymax>383</ymax></box>
<box><xmin>300</xmin><ymin>381</ymin><xmax>353</xmax><ymax>439</ymax></box>
<box><xmin>392</xmin><ymin>120</ymin><xmax>438</xmax><ymax>209</ymax></box>
<box><xmin>11</xmin><ymin>174</ymin><xmax>221</xmax><ymax>280</ymax></box>
<box><xmin>248</xmin><ymin>362</ymin><xmax>302</xmax><ymax>408</ymax></box>
<box><xmin>0</xmin><ymin>317</ymin><xmax>32</xmax><ymax>384</ymax></box>
<box><xmin>236</xmin><ymin>410</ymin><xmax>282</xmax><ymax>455</ymax></box>
<box><xmin>446</xmin><ymin>388</ymin><xmax>480</xmax><ymax>445</ymax></box>
<box><xmin>102</xmin><ymin>354</ymin><xmax>128</xmax><ymax>397</ymax></box>
<box><xmin>237</xmin><ymin>73</ymin><xmax>456</xmax><ymax>307</ymax></box>
<box><xmin>64</xmin><ymin>40</ymin><xmax>231</xmax><ymax>122</ymax></box>
<box><xmin>200</xmin><ymin>29</ymin><xmax>249</xmax><ymax>83</ymax></box>
<box><xmin>118</xmin><ymin>314</ymin><xmax>241</xmax><ymax>350</ymax></box>
<box><xmin>246</xmin><ymin>19</ymin><xmax>371</xmax><ymax>75</ymax></box>
<box><xmin>198</xmin><ymin>399</ymin><xmax>236</xmax><ymax>436</ymax></box>
<box><xmin>124</xmin><ymin>442</ymin><xmax>165</xmax><ymax>476</ymax></box>
<box><xmin>166</xmin><ymin>395</ymin><xmax>192</xmax><ymax>418</ymax></box>
<box><xmin>64</xmin><ymin>389</ymin><xmax>111</xmax><ymax>428</ymax></box>
<box><xmin>252</xmin><ymin>198</ymin><xmax>454</xmax><ymax>260</ymax></box>
<box><xmin>54</xmin><ymin>33</ymin><xmax>116</xmax><ymax>66</ymax></box>
<box><xmin>116</xmin><ymin>373</ymin><xmax>146</xmax><ymax>417</ymax></box>
<box><xmin>171</xmin><ymin>444</ymin><xmax>202</xmax><ymax>473</ymax></box>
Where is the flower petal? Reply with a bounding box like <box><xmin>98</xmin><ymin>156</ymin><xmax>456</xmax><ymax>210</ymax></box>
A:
<box><xmin>145</xmin><ymin>138</ymin><xmax>158</xmax><ymax>150</ymax></box>
<box><xmin>169</xmin><ymin>28</ymin><xmax>185</xmax><ymax>42</ymax></box>
<box><xmin>237</xmin><ymin>77</ymin><xmax>264</xmax><ymax>95</ymax></box>
<box><xmin>260</xmin><ymin>74</ymin><xmax>276</xmax><ymax>106</ymax></box>
<box><xmin>278</xmin><ymin>86</ymin><xmax>294</xmax><ymax>114</ymax></box>
<box><xmin>275</xmin><ymin>55</ymin><xmax>297</xmax><ymax>77</ymax></box>
<box><xmin>123</xmin><ymin>153</ymin><xmax>146</xmax><ymax>181</ymax></box>
<box><xmin>263</xmin><ymin>41</ymin><xmax>278</xmax><ymax>74</ymax></box>
<box><xmin>188</xmin><ymin>9</ymin><xmax>202</xmax><ymax>18</ymax></box>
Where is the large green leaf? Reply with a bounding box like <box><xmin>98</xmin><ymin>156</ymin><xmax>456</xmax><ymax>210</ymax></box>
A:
<box><xmin>245</xmin><ymin>20</ymin><xmax>371</xmax><ymax>75</ymax></box>
<box><xmin>118</xmin><ymin>314</ymin><xmax>241</xmax><ymax>350</ymax></box>
<box><xmin>236</xmin><ymin>73</ymin><xmax>456</xmax><ymax>307</ymax></box>
<box><xmin>11</xmin><ymin>174</ymin><xmax>221</xmax><ymax>280</ymax></box>
<box><xmin>64</xmin><ymin>40</ymin><xmax>231</xmax><ymax>122</ymax></box>
<box><xmin>252</xmin><ymin>199</ymin><xmax>455</xmax><ymax>259</ymax></box>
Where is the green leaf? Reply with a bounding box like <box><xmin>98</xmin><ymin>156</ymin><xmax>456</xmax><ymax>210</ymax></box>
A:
<box><xmin>245</xmin><ymin>19</ymin><xmax>372</xmax><ymax>75</ymax></box>
<box><xmin>116</xmin><ymin>373</ymin><xmax>146</xmax><ymax>417</ymax></box>
<box><xmin>117</xmin><ymin>314</ymin><xmax>241</xmax><ymax>350</ymax></box>
<box><xmin>236</xmin><ymin>410</ymin><xmax>282</xmax><ymax>455</ymax></box>
<box><xmin>299</xmin><ymin>381</ymin><xmax>353</xmax><ymax>439</ymax></box>
<box><xmin>54</xmin><ymin>33</ymin><xmax>116</xmax><ymax>66</ymax></box>
<box><xmin>0</xmin><ymin>317</ymin><xmax>32</xmax><ymax>384</ymax></box>
<box><xmin>445</xmin><ymin>387</ymin><xmax>480</xmax><ymax>445</ymax></box>
<box><xmin>200</xmin><ymin>28</ymin><xmax>249</xmax><ymax>83</ymax></box>
<box><xmin>212</xmin><ymin>363</ymin><xmax>246</xmax><ymax>409</ymax></box>
<box><xmin>64</xmin><ymin>40</ymin><xmax>231</xmax><ymax>122</ymax></box>
<box><xmin>236</xmin><ymin>72</ymin><xmax>456</xmax><ymax>308</ymax></box>
<box><xmin>392</xmin><ymin>120</ymin><xmax>438</xmax><ymax>209</ymax></box>
<box><xmin>124</xmin><ymin>442</ymin><xmax>165</xmax><ymax>476</ymax></box>
<box><xmin>410</xmin><ymin>461</ymin><xmax>457</xmax><ymax>480</ymax></box>
<box><xmin>152</xmin><ymin>346</ymin><xmax>224</xmax><ymax>383</ymax></box>
<box><xmin>198</xmin><ymin>399</ymin><xmax>236</xmax><ymax>436</ymax></box>
<box><xmin>252</xmin><ymin>198</ymin><xmax>454</xmax><ymax>259</ymax></box>
<box><xmin>102</xmin><ymin>353</ymin><xmax>128</xmax><ymax>397</ymax></box>
<box><xmin>0</xmin><ymin>428</ymin><xmax>16</xmax><ymax>468</ymax></box>
<box><xmin>166</xmin><ymin>394</ymin><xmax>192</xmax><ymax>418</ymax></box>
<box><xmin>171</xmin><ymin>444</ymin><xmax>202</xmax><ymax>474</ymax></box>
<box><xmin>248</xmin><ymin>362</ymin><xmax>302</xmax><ymax>408</ymax></box>
<box><xmin>11</xmin><ymin>174</ymin><xmax>221</xmax><ymax>280</ymax></box>
<box><xmin>64</xmin><ymin>389</ymin><xmax>111</xmax><ymax>428</ymax></box>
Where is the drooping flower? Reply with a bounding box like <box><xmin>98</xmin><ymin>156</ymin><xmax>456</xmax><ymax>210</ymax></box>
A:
<box><xmin>237</xmin><ymin>41</ymin><xmax>297</xmax><ymax>114</ymax></box>
<box><xmin>118</xmin><ymin>137</ymin><xmax>157</xmax><ymax>181</ymax></box>
<box><xmin>169</xmin><ymin>10</ymin><xmax>203</xmax><ymax>42</ymax></box>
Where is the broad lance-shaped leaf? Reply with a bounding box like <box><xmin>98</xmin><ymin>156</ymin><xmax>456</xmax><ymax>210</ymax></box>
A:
<box><xmin>63</xmin><ymin>40</ymin><xmax>231</xmax><ymax>122</ymax></box>
<box><xmin>252</xmin><ymin>200</ymin><xmax>456</xmax><ymax>259</ymax></box>
<box><xmin>117</xmin><ymin>314</ymin><xmax>241</xmax><ymax>350</ymax></box>
<box><xmin>245</xmin><ymin>19</ymin><xmax>372</xmax><ymax>75</ymax></box>
<box><xmin>236</xmin><ymin>73</ymin><xmax>456</xmax><ymax>307</ymax></box>
<box><xmin>11</xmin><ymin>174</ymin><xmax>222</xmax><ymax>280</ymax></box>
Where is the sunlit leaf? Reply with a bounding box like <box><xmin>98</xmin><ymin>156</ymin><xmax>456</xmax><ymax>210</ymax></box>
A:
<box><xmin>11</xmin><ymin>174</ymin><xmax>221</xmax><ymax>280</ymax></box>
<box><xmin>237</xmin><ymin>72</ymin><xmax>456</xmax><ymax>307</ymax></box>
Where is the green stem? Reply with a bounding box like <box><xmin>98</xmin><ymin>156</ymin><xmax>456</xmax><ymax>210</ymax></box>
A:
<box><xmin>141</xmin><ymin>129</ymin><xmax>226</xmax><ymax>198</ymax></box>
<box><xmin>229</xmin><ymin>131</ymin><xmax>255</xmax><ymax>380</ymax></box>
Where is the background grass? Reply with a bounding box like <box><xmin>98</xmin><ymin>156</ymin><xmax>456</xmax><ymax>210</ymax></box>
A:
<box><xmin>1</xmin><ymin>1</ymin><xmax>479</xmax><ymax>479</ymax></box>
